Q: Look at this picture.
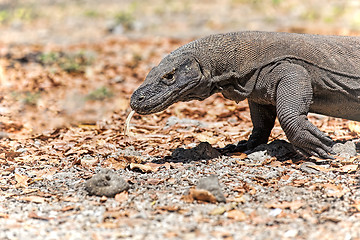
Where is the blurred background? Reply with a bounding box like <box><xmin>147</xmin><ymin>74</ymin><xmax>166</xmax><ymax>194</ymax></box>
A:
<box><xmin>1</xmin><ymin>0</ymin><xmax>360</xmax><ymax>44</ymax></box>
<box><xmin>1</xmin><ymin>0</ymin><xmax>360</xmax><ymax>134</ymax></box>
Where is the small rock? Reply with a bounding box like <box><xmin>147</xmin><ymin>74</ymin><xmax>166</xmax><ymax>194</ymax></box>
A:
<box><xmin>261</xmin><ymin>168</ymin><xmax>282</xmax><ymax>180</ymax></box>
<box><xmin>85</xmin><ymin>169</ymin><xmax>129</xmax><ymax>197</ymax></box>
<box><xmin>172</xmin><ymin>142</ymin><xmax>221</xmax><ymax>161</ymax></box>
<box><xmin>332</xmin><ymin>141</ymin><xmax>357</xmax><ymax>158</ymax></box>
<box><xmin>269</xmin><ymin>208</ymin><xmax>282</xmax><ymax>217</ymax></box>
<box><xmin>80</xmin><ymin>155</ymin><xmax>99</xmax><ymax>167</ymax></box>
<box><xmin>196</xmin><ymin>175</ymin><xmax>226</xmax><ymax>203</ymax></box>
<box><xmin>108</xmin><ymin>24</ymin><xmax>125</xmax><ymax>34</ymax></box>
<box><xmin>164</xmin><ymin>116</ymin><xmax>207</xmax><ymax>129</ymax></box>
<box><xmin>0</xmin><ymin>132</ymin><xmax>8</xmax><ymax>139</ymax></box>
<box><xmin>118</xmin><ymin>146</ymin><xmax>142</xmax><ymax>157</ymax></box>
<box><xmin>284</xmin><ymin>229</ymin><xmax>298</xmax><ymax>238</ymax></box>
<box><xmin>99</xmin><ymin>196</ymin><xmax>108</xmax><ymax>203</ymax></box>
<box><xmin>247</xmin><ymin>150</ymin><xmax>271</xmax><ymax>163</ymax></box>
<box><xmin>110</xmin><ymin>76</ymin><xmax>124</xmax><ymax>84</ymax></box>
<box><xmin>15</xmin><ymin>148</ymin><xmax>28</xmax><ymax>153</ymax></box>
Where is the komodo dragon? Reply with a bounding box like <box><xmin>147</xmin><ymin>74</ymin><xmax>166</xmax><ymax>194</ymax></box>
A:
<box><xmin>130</xmin><ymin>31</ymin><xmax>360</xmax><ymax>159</ymax></box>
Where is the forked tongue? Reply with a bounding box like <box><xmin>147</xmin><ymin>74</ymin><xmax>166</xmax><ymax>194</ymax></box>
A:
<box><xmin>124</xmin><ymin>110</ymin><xmax>135</xmax><ymax>136</ymax></box>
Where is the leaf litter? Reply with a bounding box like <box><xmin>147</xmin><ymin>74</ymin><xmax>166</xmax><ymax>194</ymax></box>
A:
<box><xmin>0</xmin><ymin>27</ymin><xmax>360</xmax><ymax>240</ymax></box>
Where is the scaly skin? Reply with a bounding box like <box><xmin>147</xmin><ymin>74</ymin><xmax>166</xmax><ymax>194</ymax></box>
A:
<box><xmin>130</xmin><ymin>31</ymin><xmax>360</xmax><ymax>159</ymax></box>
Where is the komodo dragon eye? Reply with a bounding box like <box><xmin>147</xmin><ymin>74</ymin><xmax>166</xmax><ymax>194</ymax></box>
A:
<box><xmin>161</xmin><ymin>69</ymin><xmax>176</xmax><ymax>85</ymax></box>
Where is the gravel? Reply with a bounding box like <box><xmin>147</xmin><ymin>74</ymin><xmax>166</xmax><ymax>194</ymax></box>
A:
<box><xmin>1</xmin><ymin>141</ymin><xmax>360</xmax><ymax>240</ymax></box>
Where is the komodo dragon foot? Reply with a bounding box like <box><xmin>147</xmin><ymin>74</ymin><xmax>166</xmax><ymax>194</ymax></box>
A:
<box><xmin>216</xmin><ymin>140</ymin><xmax>248</xmax><ymax>154</ymax></box>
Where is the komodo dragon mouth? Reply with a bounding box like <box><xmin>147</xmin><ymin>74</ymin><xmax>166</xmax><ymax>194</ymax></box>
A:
<box><xmin>130</xmin><ymin>84</ymin><xmax>179</xmax><ymax>114</ymax></box>
<box><xmin>130</xmin><ymin>79</ymin><xmax>207</xmax><ymax>115</ymax></box>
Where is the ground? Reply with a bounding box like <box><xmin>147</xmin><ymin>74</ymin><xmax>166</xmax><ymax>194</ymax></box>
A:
<box><xmin>1</xmin><ymin>1</ymin><xmax>360</xmax><ymax>239</ymax></box>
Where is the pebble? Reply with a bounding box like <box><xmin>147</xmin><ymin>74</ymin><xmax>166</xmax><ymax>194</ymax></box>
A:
<box><xmin>196</xmin><ymin>175</ymin><xmax>226</xmax><ymax>203</ymax></box>
<box><xmin>85</xmin><ymin>169</ymin><xmax>129</xmax><ymax>197</ymax></box>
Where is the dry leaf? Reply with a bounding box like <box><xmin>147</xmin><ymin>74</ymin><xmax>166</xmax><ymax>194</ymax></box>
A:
<box><xmin>232</xmin><ymin>181</ymin><xmax>256</xmax><ymax>195</ymax></box>
<box><xmin>314</xmin><ymin>205</ymin><xmax>330</xmax><ymax>214</ymax></box>
<box><xmin>188</xmin><ymin>188</ymin><xmax>217</xmax><ymax>203</ymax></box>
<box><xmin>210</xmin><ymin>206</ymin><xmax>227</xmax><ymax>215</ymax></box>
<box><xmin>262</xmin><ymin>156</ymin><xmax>277</xmax><ymax>165</ymax></box>
<box><xmin>78</xmin><ymin>124</ymin><xmax>98</xmax><ymax>129</ymax></box>
<box><xmin>193</xmin><ymin>132</ymin><xmax>220</xmax><ymax>145</ymax></box>
<box><xmin>156</xmin><ymin>206</ymin><xmax>181</xmax><ymax>212</ymax></box>
<box><xmin>321</xmin><ymin>183</ymin><xmax>347</xmax><ymax>198</ymax></box>
<box><xmin>22</xmin><ymin>189</ymin><xmax>38</xmax><ymax>194</ymax></box>
<box><xmin>281</xmin><ymin>174</ymin><xmax>290</xmax><ymax>181</ymax></box>
<box><xmin>115</xmin><ymin>191</ymin><xmax>129</xmax><ymax>203</ymax></box>
<box><xmin>61</xmin><ymin>196</ymin><xmax>79</xmax><ymax>202</ymax></box>
<box><xmin>232</xmin><ymin>153</ymin><xmax>248</xmax><ymax>160</ymax></box>
<box><xmin>348</xmin><ymin>121</ymin><xmax>360</xmax><ymax>135</ymax></box>
<box><xmin>320</xmin><ymin>216</ymin><xmax>341</xmax><ymax>223</ymax></box>
<box><xmin>0</xmin><ymin>63</ymin><xmax>7</xmax><ymax>85</ymax></box>
<box><xmin>227</xmin><ymin>195</ymin><xmax>246</xmax><ymax>203</ymax></box>
<box><xmin>210</xmin><ymin>231</ymin><xmax>233</xmax><ymax>239</ymax></box>
<box><xmin>20</xmin><ymin>196</ymin><xmax>46</xmax><ymax>203</ymax></box>
<box><xmin>121</xmin><ymin>155</ymin><xmax>145</xmax><ymax>164</ymax></box>
<box><xmin>163</xmin><ymin>232</ymin><xmax>178</xmax><ymax>238</ymax></box>
<box><xmin>335</xmin><ymin>164</ymin><xmax>358</xmax><ymax>173</ymax></box>
<box><xmin>265</xmin><ymin>200</ymin><xmax>304</xmax><ymax>210</ymax></box>
<box><xmin>129</xmin><ymin>163</ymin><xmax>159</xmax><ymax>173</ymax></box>
<box><xmin>28</xmin><ymin>211</ymin><xmax>52</xmax><ymax>220</ymax></box>
<box><xmin>227</xmin><ymin>209</ymin><xmax>247</xmax><ymax>221</ymax></box>
<box><xmin>0</xmin><ymin>213</ymin><xmax>9</xmax><ymax>218</ymax></box>
<box><xmin>270</xmin><ymin>161</ymin><xmax>283</xmax><ymax>167</ymax></box>
<box><xmin>61</xmin><ymin>205</ymin><xmax>76</xmax><ymax>212</ymax></box>
<box><xmin>147</xmin><ymin>178</ymin><xmax>163</xmax><ymax>185</ymax></box>
<box><xmin>64</xmin><ymin>148</ymin><xmax>89</xmax><ymax>156</ymax></box>
<box><xmin>339</xmin><ymin>156</ymin><xmax>357</xmax><ymax>165</ymax></box>
<box><xmin>292</xmin><ymin>179</ymin><xmax>308</xmax><ymax>186</ymax></box>
<box><xmin>96</xmin><ymin>222</ymin><xmax>118</xmax><ymax>229</ymax></box>
<box><xmin>181</xmin><ymin>194</ymin><xmax>194</xmax><ymax>203</ymax></box>
<box><xmin>307</xmin><ymin>164</ymin><xmax>329</xmax><ymax>172</ymax></box>
<box><xmin>106</xmin><ymin>157</ymin><xmax>128</xmax><ymax>170</ymax></box>
<box><xmin>81</xmin><ymin>157</ymin><xmax>99</xmax><ymax>167</ymax></box>
<box><xmin>14</xmin><ymin>173</ymin><xmax>30</xmax><ymax>188</ymax></box>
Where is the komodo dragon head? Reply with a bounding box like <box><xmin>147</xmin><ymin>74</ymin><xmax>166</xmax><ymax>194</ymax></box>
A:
<box><xmin>130</xmin><ymin>52</ymin><xmax>214</xmax><ymax>114</ymax></box>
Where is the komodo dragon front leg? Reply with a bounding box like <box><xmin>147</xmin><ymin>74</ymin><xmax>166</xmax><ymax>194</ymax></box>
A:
<box><xmin>247</xmin><ymin>101</ymin><xmax>277</xmax><ymax>149</ymax></box>
<box><xmin>274</xmin><ymin>63</ymin><xmax>335</xmax><ymax>158</ymax></box>
<box><xmin>222</xmin><ymin>62</ymin><xmax>335</xmax><ymax>158</ymax></box>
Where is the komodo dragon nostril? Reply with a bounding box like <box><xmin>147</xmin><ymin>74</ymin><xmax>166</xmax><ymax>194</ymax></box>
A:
<box><xmin>138</xmin><ymin>95</ymin><xmax>145</xmax><ymax>101</ymax></box>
